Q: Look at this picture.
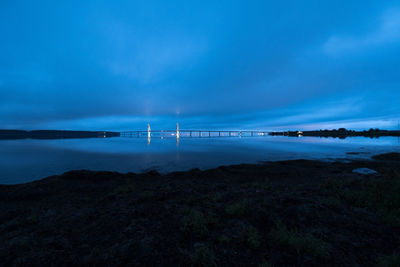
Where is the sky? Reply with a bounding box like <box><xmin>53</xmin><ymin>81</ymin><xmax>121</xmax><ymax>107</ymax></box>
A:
<box><xmin>1</xmin><ymin>0</ymin><xmax>400</xmax><ymax>131</ymax></box>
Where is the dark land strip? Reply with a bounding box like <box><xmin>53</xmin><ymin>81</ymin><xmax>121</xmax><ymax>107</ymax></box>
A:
<box><xmin>270</xmin><ymin>128</ymin><xmax>400</xmax><ymax>138</ymax></box>
<box><xmin>0</xmin><ymin>130</ymin><xmax>120</xmax><ymax>140</ymax></box>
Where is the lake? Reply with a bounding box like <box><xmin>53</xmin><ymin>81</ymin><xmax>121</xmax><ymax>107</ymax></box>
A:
<box><xmin>0</xmin><ymin>135</ymin><xmax>399</xmax><ymax>184</ymax></box>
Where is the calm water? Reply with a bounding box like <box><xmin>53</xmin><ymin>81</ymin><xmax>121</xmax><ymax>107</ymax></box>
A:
<box><xmin>0</xmin><ymin>136</ymin><xmax>399</xmax><ymax>184</ymax></box>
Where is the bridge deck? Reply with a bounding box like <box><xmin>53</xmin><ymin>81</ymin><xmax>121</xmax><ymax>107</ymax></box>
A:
<box><xmin>120</xmin><ymin>130</ymin><xmax>269</xmax><ymax>137</ymax></box>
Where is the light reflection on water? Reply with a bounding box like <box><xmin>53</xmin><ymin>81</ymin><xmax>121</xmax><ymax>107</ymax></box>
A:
<box><xmin>0</xmin><ymin>136</ymin><xmax>399</xmax><ymax>184</ymax></box>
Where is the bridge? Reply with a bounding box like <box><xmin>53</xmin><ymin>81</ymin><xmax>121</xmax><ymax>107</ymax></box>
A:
<box><xmin>120</xmin><ymin>124</ymin><xmax>269</xmax><ymax>138</ymax></box>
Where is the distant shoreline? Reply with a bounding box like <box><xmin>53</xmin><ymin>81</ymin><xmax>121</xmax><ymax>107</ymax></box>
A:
<box><xmin>0</xmin><ymin>130</ymin><xmax>120</xmax><ymax>140</ymax></box>
<box><xmin>269</xmin><ymin>128</ymin><xmax>400</xmax><ymax>138</ymax></box>
<box><xmin>2</xmin><ymin>128</ymin><xmax>400</xmax><ymax>140</ymax></box>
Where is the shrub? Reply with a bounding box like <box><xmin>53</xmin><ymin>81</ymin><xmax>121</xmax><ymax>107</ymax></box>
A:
<box><xmin>184</xmin><ymin>195</ymin><xmax>198</xmax><ymax>206</ymax></box>
<box><xmin>112</xmin><ymin>182</ymin><xmax>135</xmax><ymax>195</ymax></box>
<box><xmin>321</xmin><ymin>177</ymin><xmax>353</xmax><ymax>191</ymax></box>
<box><xmin>251</xmin><ymin>180</ymin><xmax>272</xmax><ymax>191</ymax></box>
<box><xmin>269</xmin><ymin>222</ymin><xmax>330</xmax><ymax>259</ymax></box>
<box><xmin>342</xmin><ymin>171</ymin><xmax>400</xmax><ymax>226</ymax></box>
<box><xmin>204</xmin><ymin>193</ymin><xmax>222</xmax><ymax>208</ymax></box>
<box><xmin>377</xmin><ymin>253</ymin><xmax>400</xmax><ymax>267</ymax></box>
<box><xmin>243</xmin><ymin>225</ymin><xmax>261</xmax><ymax>250</ymax></box>
<box><xmin>182</xmin><ymin>210</ymin><xmax>209</xmax><ymax>237</ymax></box>
<box><xmin>259</xmin><ymin>261</ymin><xmax>273</xmax><ymax>267</ymax></box>
<box><xmin>320</xmin><ymin>196</ymin><xmax>342</xmax><ymax>209</ymax></box>
<box><xmin>139</xmin><ymin>190</ymin><xmax>155</xmax><ymax>201</ymax></box>
<box><xmin>217</xmin><ymin>235</ymin><xmax>230</xmax><ymax>244</ymax></box>
<box><xmin>26</xmin><ymin>213</ymin><xmax>39</xmax><ymax>224</ymax></box>
<box><xmin>191</xmin><ymin>246</ymin><xmax>217</xmax><ymax>267</ymax></box>
<box><xmin>209</xmin><ymin>192</ymin><xmax>222</xmax><ymax>202</ymax></box>
<box><xmin>225</xmin><ymin>200</ymin><xmax>248</xmax><ymax>217</ymax></box>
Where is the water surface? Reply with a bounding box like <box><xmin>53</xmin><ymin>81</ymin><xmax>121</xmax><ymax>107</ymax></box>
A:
<box><xmin>1</xmin><ymin>136</ymin><xmax>399</xmax><ymax>184</ymax></box>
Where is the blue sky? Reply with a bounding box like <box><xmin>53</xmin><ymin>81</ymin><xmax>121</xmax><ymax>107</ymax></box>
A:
<box><xmin>1</xmin><ymin>0</ymin><xmax>400</xmax><ymax>131</ymax></box>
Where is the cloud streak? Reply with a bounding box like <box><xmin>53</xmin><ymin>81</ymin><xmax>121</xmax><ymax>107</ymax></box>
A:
<box><xmin>323</xmin><ymin>8</ymin><xmax>400</xmax><ymax>55</ymax></box>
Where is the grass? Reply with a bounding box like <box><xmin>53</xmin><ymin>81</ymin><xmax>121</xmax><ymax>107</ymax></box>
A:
<box><xmin>217</xmin><ymin>235</ymin><xmax>230</xmax><ymax>244</ymax></box>
<box><xmin>204</xmin><ymin>193</ymin><xmax>222</xmax><ymax>208</ymax></box>
<box><xmin>10</xmin><ymin>237</ymin><xmax>32</xmax><ymax>251</ymax></box>
<box><xmin>321</xmin><ymin>177</ymin><xmax>354</xmax><ymax>192</ymax></box>
<box><xmin>203</xmin><ymin>193</ymin><xmax>222</xmax><ymax>209</ymax></box>
<box><xmin>182</xmin><ymin>210</ymin><xmax>209</xmax><ymax>238</ymax></box>
<box><xmin>259</xmin><ymin>261</ymin><xmax>273</xmax><ymax>267</ymax></box>
<box><xmin>209</xmin><ymin>192</ymin><xmax>222</xmax><ymax>202</ymax></box>
<box><xmin>191</xmin><ymin>246</ymin><xmax>217</xmax><ymax>267</ymax></box>
<box><xmin>139</xmin><ymin>190</ymin><xmax>155</xmax><ymax>201</ymax></box>
<box><xmin>26</xmin><ymin>213</ymin><xmax>39</xmax><ymax>224</ymax></box>
<box><xmin>269</xmin><ymin>221</ymin><xmax>330</xmax><ymax>259</ymax></box>
<box><xmin>112</xmin><ymin>182</ymin><xmax>135</xmax><ymax>195</ymax></box>
<box><xmin>341</xmin><ymin>171</ymin><xmax>400</xmax><ymax>226</ymax></box>
<box><xmin>183</xmin><ymin>195</ymin><xmax>198</xmax><ymax>206</ymax></box>
<box><xmin>320</xmin><ymin>196</ymin><xmax>342</xmax><ymax>209</ymax></box>
<box><xmin>377</xmin><ymin>253</ymin><xmax>400</xmax><ymax>267</ymax></box>
<box><xmin>251</xmin><ymin>180</ymin><xmax>273</xmax><ymax>191</ymax></box>
<box><xmin>243</xmin><ymin>225</ymin><xmax>261</xmax><ymax>250</ymax></box>
<box><xmin>225</xmin><ymin>200</ymin><xmax>248</xmax><ymax>217</ymax></box>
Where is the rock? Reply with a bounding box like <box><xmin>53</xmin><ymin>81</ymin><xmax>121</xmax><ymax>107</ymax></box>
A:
<box><xmin>352</xmin><ymin>168</ymin><xmax>378</xmax><ymax>175</ymax></box>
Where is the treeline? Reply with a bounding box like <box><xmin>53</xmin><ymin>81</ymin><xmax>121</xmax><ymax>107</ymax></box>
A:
<box><xmin>269</xmin><ymin>128</ymin><xmax>400</xmax><ymax>138</ymax></box>
<box><xmin>0</xmin><ymin>130</ymin><xmax>120</xmax><ymax>140</ymax></box>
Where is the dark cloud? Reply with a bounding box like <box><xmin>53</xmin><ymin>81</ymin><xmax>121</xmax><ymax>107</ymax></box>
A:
<box><xmin>1</xmin><ymin>0</ymin><xmax>399</xmax><ymax>130</ymax></box>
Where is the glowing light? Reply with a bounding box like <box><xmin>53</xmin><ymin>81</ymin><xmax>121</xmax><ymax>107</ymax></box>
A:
<box><xmin>147</xmin><ymin>123</ymin><xmax>151</xmax><ymax>145</ymax></box>
<box><xmin>176</xmin><ymin>123</ymin><xmax>180</xmax><ymax>146</ymax></box>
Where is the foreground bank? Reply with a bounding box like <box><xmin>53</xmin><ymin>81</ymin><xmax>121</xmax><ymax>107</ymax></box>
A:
<box><xmin>1</xmin><ymin>153</ymin><xmax>399</xmax><ymax>266</ymax></box>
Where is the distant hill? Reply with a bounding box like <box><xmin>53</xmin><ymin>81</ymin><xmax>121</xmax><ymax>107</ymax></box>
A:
<box><xmin>0</xmin><ymin>130</ymin><xmax>120</xmax><ymax>140</ymax></box>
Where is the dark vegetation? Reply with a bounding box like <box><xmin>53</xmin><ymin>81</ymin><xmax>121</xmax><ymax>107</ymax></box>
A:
<box><xmin>0</xmin><ymin>153</ymin><xmax>400</xmax><ymax>266</ymax></box>
<box><xmin>0</xmin><ymin>130</ymin><xmax>120</xmax><ymax>140</ymax></box>
<box><xmin>269</xmin><ymin>128</ymin><xmax>400</xmax><ymax>138</ymax></box>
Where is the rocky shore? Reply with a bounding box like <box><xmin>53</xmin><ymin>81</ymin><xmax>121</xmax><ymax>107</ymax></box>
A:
<box><xmin>1</xmin><ymin>153</ymin><xmax>399</xmax><ymax>266</ymax></box>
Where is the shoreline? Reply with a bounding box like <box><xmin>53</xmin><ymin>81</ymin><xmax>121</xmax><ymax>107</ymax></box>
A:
<box><xmin>2</xmin><ymin>128</ymin><xmax>400</xmax><ymax>140</ymax></box>
<box><xmin>0</xmin><ymin>130</ymin><xmax>120</xmax><ymax>140</ymax></box>
<box><xmin>269</xmin><ymin>128</ymin><xmax>400</xmax><ymax>138</ymax></box>
<box><xmin>1</xmin><ymin>153</ymin><xmax>399</xmax><ymax>266</ymax></box>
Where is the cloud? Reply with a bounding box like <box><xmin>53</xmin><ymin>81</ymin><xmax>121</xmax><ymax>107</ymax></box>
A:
<box><xmin>323</xmin><ymin>8</ymin><xmax>400</xmax><ymax>55</ymax></box>
<box><xmin>102</xmin><ymin>19</ymin><xmax>208</xmax><ymax>84</ymax></box>
<box><xmin>0</xmin><ymin>1</ymin><xmax>399</xmax><ymax>130</ymax></box>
